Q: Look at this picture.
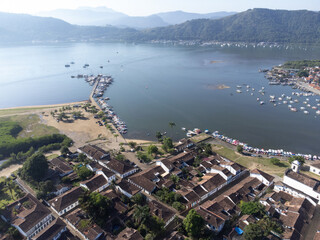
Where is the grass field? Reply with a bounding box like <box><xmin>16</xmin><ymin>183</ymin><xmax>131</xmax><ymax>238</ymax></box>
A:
<box><xmin>0</xmin><ymin>114</ymin><xmax>59</xmax><ymax>138</ymax></box>
<box><xmin>190</xmin><ymin>133</ymin><xmax>212</xmax><ymax>143</ymax></box>
<box><xmin>212</xmin><ymin>144</ymin><xmax>290</xmax><ymax>177</ymax></box>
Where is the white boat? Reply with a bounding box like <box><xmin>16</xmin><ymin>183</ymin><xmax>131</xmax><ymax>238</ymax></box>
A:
<box><xmin>257</xmin><ymin>98</ymin><xmax>260</xmax><ymax>101</ymax></box>
<box><xmin>288</xmin><ymin>105</ymin><xmax>292</xmax><ymax>108</ymax></box>
<box><xmin>236</xmin><ymin>89</ymin><xmax>242</xmax><ymax>93</ymax></box>
<box><xmin>182</xmin><ymin>127</ymin><xmax>186</xmax><ymax>131</ymax></box>
<box><xmin>278</xmin><ymin>97</ymin><xmax>283</xmax><ymax>101</ymax></box>
<box><xmin>283</xmin><ymin>101</ymin><xmax>288</xmax><ymax>104</ymax></box>
<box><xmin>316</xmin><ymin>110</ymin><xmax>320</xmax><ymax>115</ymax></box>
<box><xmin>307</xmin><ymin>104</ymin><xmax>311</xmax><ymax>108</ymax></box>
<box><xmin>294</xmin><ymin>99</ymin><xmax>299</xmax><ymax>103</ymax></box>
<box><xmin>300</xmin><ymin>107</ymin><xmax>305</xmax><ymax>110</ymax></box>
<box><xmin>290</xmin><ymin>108</ymin><xmax>297</xmax><ymax>112</ymax></box>
<box><xmin>260</xmin><ymin>101</ymin><xmax>265</xmax><ymax>105</ymax></box>
<box><xmin>236</xmin><ymin>85</ymin><xmax>242</xmax><ymax>88</ymax></box>
<box><xmin>304</xmin><ymin>111</ymin><xmax>309</xmax><ymax>114</ymax></box>
<box><xmin>312</xmin><ymin>106</ymin><xmax>317</xmax><ymax>110</ymax></box>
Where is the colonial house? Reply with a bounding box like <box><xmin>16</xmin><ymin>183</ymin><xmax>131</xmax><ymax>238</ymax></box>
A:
<box><xmin>116</xmin><ymin>179</ymin><xmax>141</xmax><ymax>198</ymax></box>
<box><xmin>65</xmin><ymin>209</ymin><xmax>104</xmax><ymax>240</ymax></box>
<box><xmin>250</xmin><ymin>168</ymin><xmax>275</xmax><ymax>186</ymax></box>
<box><xmin>77</xmin><ymin>145</ymin><xmax>110</xmax><ymax>162</ymax></box>
<box><xmin>1</xmin><ymin>194</ymin><xmax>53</xmax><ymax>239</ymax></box>
<box><xmin>148</xmin><ymin>200</ymin><xmax>176</xmax><ymax>227</ymax></box>
<box><xmin>34</xmin><ymin>218</ymin><xmax>67</xmax><ymax>240</ymax></box>
<box><xmin>309</xmin><ymin>162</ymin><xmax>320</xmax><ymax>176</ymax></box>
<box><xmin>196</xmin><ymin>207</ymin><xmax>226</xmax><ymax>233</ymax></box>
<box><xmin>116</xmin><ymin>228</ymin><xmax>143</xmax><ymax>240</ymax></box>
<box><xmin>283</xmin><ymin>161</ymin><xmax>320</xmax><ymax>203</ymax></box>
<box><xmin>49</xmin><ymin>187</ymin><xmax>84</xmax><ymax>216</ymax></box>
<box><xmin>80</xmin><ymin>174</ymin><xmax>109</xmax><ymax>193</ymax></box>
<box><xmin>174</xmin><ymin>138</ymin><xmax>194</xmax><ymax>153</ymax></box>
<box><xmin>104</xmin><ymin>159</ymin><xmax>137</xmax><ymax>178</ymax></box>
<box><xmin>49</xmin><ymin>157</ymin><xmax>73</xmax><ymax>177</ymax></box>
<box><xmin>200</xmin><ymin>173</ymin><xmax>227</xmax><ymax>199</ymax></box>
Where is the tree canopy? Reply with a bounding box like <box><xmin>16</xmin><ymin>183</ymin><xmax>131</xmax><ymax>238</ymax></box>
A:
<box><xmin>20</xmin><ymin>153</ymin><xmax>48</xmax><ymax>181</ymax></box>
<box><xmin>79</xmin><ymin>191</ymin><xmax>113</xmax><ymax>227</ymax></box>
<box><xmin>183</xmin><ymin>209</ymin><xmax>205</xmax><ymax>238</ymax></box>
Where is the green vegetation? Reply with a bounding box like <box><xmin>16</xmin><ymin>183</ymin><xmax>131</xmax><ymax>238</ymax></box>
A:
<box><xmin>237</xmin><ymin>145</ymin><xmax>243</xmax><ymax>153</ymax></box>
<box><xmin>244</xmin><ymin>217</ymin><xmax>283</xmax><ymax>240</ymax></box>
<box><xmin>0</xmin><ymin>177</ymin><xmax>24</xmax><ymax>210</ymax></box>
<box><xmin>141</xmin><ymin>9</ymin><xmax>320</xmax><ymax>44</ymax></box>
<box><xmin>239</xmin><ymin>201</ymin><xmax>265</xmax><ymax>218</ymax></box>
<box><xmin>155</xmin><ymin>187</ymin><xmax>185</xmax><ymax>212</ymax></box>
<box><xmin>79</xmin><ymin>191</ymin><xmax>114</xmax><ymax>227</ymax></box>
<box><xmin>282</xmin><ymin>60</ymin><xmax>320</xmax><ymax>70</ymax></box>
<box><xmin>212</xmin><ymin>144</ymin><xmax>290</xmax><ymax>177</ymax></box>
<box><xmin>162</xmin><ymin>137</ymin><xmax>174</xmax><ymax>153</ymax></box>
<box><xmin>75</xmin><ymin>165</ymin><xmax>94</xmax><ymax>180</ymax></box>
<box><xmin>132</xmin><ymin>205</ymin><xmax>165</xmax><ymax>238</ymax></box>
<box><xmin>288</xmin><ymin>155</ymin><xmax>305</xmax><ymax>165</ymax></box>
<box><xmin>183</xmin><ymin>209</ymin><xmax>205</xmax><ymax>238</ymax></box>
<box><xmin>20</xmin><ymin>153</ymin><xmax>48</xmax><ymax>181</ymax></box>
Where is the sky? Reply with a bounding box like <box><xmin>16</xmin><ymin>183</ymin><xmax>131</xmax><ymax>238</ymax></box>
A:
<box><xmin>0</xmin><ymin>0</ymin><xmax>319</xmax><ymax>16</ymax></box>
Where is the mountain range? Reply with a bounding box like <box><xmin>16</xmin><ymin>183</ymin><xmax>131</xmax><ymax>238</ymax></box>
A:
<box><xmin>1</xmin><ymin>8</ymin><xmax>320</xmax><ymax>44</ymax></box>
<box><xmin>37</xmin><ymin>7</ymin><xmax>236</xmax><ymax>29</ymax></box>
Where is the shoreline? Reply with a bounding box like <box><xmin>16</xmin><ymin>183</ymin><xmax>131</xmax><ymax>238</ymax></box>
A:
<box><xmin>0</xmin><ymin>100</ymin><xmax>89</xmax><ymax>111</ymax></box>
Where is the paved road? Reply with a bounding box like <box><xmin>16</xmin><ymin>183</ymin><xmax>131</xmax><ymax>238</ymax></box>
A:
<box><xmin>15</xmin><ymin>177</ymin><xmax>37</xmax><ymax>196</ymax></box>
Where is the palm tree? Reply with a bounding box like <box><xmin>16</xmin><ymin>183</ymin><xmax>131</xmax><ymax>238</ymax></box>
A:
<box><xmin>133</xmin><ymin>205</ymin><xmax>150</xmax><ymax>225</ymax></box>
<box><xmin>4</xmin><ymin>179</ymin><xmax>16</xmax><ymax>200</ymax></box>
<box><xmin>114</xmin><ymin>134</ymin><xmax>119</xmax><ymax>142</ymax></box>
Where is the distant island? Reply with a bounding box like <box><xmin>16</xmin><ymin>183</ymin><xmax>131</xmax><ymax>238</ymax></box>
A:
<box><xmin>1</xmin><ymin>8</ymin><xmax>320</xmax><ymax>44</ymax></box>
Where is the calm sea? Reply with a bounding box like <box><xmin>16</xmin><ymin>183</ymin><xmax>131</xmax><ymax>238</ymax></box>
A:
<box><xmin>0</xmin><ymin>42</ymin><xmax>319</xmax><ymax>155</ymax></box>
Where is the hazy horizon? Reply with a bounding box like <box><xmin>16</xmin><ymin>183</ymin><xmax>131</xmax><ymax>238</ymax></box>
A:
<box><xmin>0</xmin><ymin>0</ymin><xmax>319</xmax><ymax>16</ymax></box>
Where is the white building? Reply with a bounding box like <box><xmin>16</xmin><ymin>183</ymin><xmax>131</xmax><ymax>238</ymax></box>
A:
<box><xmin>1</xmin><ymin>194</ymin><xmax>53</xmax><ymax>239</ymax></box>
<box><xmin>309</xmin><ymin>162</ymin><xmax>320</xmax><ymax>176</ymax></box>
<box><xmin>282</xmin><ymin>161</ymin><xmax>320</xmax><ymax>204</ymax></box>
<box><xmin>49</xmin><ymin>187</ymin><xmax>84</xmax><ymax>216</ymax></box>
<box><xmin>250</xmin><ymin>168</ymin><xmax>275</xmax><ymax>186</ymax></box>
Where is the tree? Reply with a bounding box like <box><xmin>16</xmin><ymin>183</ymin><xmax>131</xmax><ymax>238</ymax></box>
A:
<box><xmin>133</xmin><ymin>205</ymin><xmax>150</xmax><ymax>225</ymax></box>
<box><xmin>270</xmin><ymin>158</ymin><xmax>280</xmax><ymax>166</ymax></box>
<box><xmin>79</xmin><ymin>191</ymin><xmax>113</xmax><ymax>227</ymax></box>
<box><xmin>168</xmin><ymin>122</ymin><xmax>176</xmax><ymax>137</ymax></box>
<box><xmin>244</xmin><ymin>223</ymin><xmax>264</xmax><ymax>240</ymax></box>
<box><xmin>128</xmin><ymin>141</ymin><xmax>137</xmax><ymax>150</ymax></box>
<box><xmin>4</xmin><ymin>178</ymin><xmax>17</xmax><ymax>200</ymax></box>
<box><xmin>114</xmin><ymin>134</ymin><xmax>119</xmax><ymax>142</ymax></box>
<box><xmin>147</xmin><ymin>145</ymin><xmax>158</xmax><ymax>157</ymax></box>
<box><xmin>20</xmin><ymin>153</ymin><xmax>48</xmax><ymax>181</ymax></box>
<box><xmin>193</xmin><ymin>156</ymin><xmax>201</xmax><ymax>167</ymax></box>
<box><xmin>170</xmin><ymin>174</ymin><xmax>180</xmax><ymax>184</ymax></box>
<box><xmin>237</xmin><ymin>145</ymin><xmax>243</xmax><ymax>153</ymax></box>
<box><xmin>239</xmin><ymin>201</ymin><xmax>265</xmax><ymax>217</ymax></box>
<box><xmin>172</xmin><ymin>201</ymin><xmax>185</xmax><ymax>212</ymax></box>
<box><xmin>60</xmin><ymin>145</ymin><xmax>70</xmax><ymax>155</ymax></box>
<box><xmin>155</xmin><ymin>131</ymin><xmax>162</xmax><ymax>142</ymax></box>
<box><xmin>162</xmin><ymin>137</ymin><xmax>173</xmax><ymax>152</ymax></box>
<box><xmin>288</xmin><ymin>156</ymin><xmax>305</xmax><ymax>166</ymax></box>
<box><xmin>183</xmin><ymin>209</ymin><xmax>205</xmax><ymax>238</ymax></box>
<box><xmin>72</xmin><ymin>111</ymin><xmax>84</xmax><ymax>119</ymax></box>
<box><xmin>132</xmin><ymin>193</ymin><xmax>146</xmax><ymax>205</ymax></box>
<box><xmin>76</xmin><ymin>166</ymin><xmax>94</xmax><ymax>180</ymax></box>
